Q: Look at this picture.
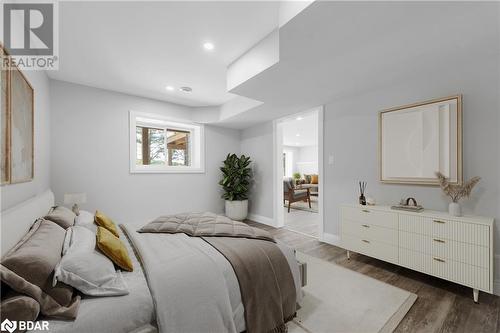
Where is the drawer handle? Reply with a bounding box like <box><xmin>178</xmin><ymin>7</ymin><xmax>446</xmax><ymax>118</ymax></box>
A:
<box><xmin>362</xmin><ymin>239</ymin><xmax>370</xmax><ymax>243</ymax></box>
<box><xmin>433</xmin><ymin>238</ymin><xmax>446</xmax><ymax>243</ymax></box>
<box><xmin>362</xmin><ymin>209</ymin><xmax>370</xmax><ymax>213</ymax></box>
<box><xmin>361</xmin><ymin>224</ymin><xmax>370</xmax><ymax>228</ymax></box>
<box><xmin>433</xmin><ymin>220</ymin><xmax>446</xmax><ymax>224</ymax></box>
<box><xmin>433</xmin><ymin>257</ymin><xmax>446</xmax><ymax>263</ymax></box>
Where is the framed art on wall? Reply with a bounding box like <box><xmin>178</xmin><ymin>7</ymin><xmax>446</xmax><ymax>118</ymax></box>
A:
<box><xmin>1</xmin><ymin>45</ymin><xmax>10</xmax><ymax>185</ymax></box>
<box><xmin>0</xmin><ymin>44</ymin><xmax>34</xmax><ymax>185</ymax></box>
<box><xmin>379</xmin><ymin>95</ymin><xmax>463</xmax><ymax>186</ymax></box>
<box><xmin>10</xmin><ymin>68</ymin><xmax>34</xmax><ymax>183</ymax></box>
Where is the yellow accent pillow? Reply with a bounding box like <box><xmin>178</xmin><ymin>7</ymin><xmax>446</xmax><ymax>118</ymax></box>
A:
<box><xmin>96</xmin><ymin>227</ymin><xmax>133</xmax><ymax>272</ymax></box>
<box><xmin>311</xmin><ymin>174</ymin><xmax>319</xmax><ymax>184</ymax></box>
<box><xmin>95</xmin><ymin>210</ymin><xmax>119</xmax><ymax>238</ymax></box>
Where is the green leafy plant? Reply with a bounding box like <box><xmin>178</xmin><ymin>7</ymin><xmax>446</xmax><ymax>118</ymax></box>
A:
<box><xmin>219</xmin><ymin>154</ymin><xmax>252</xmax><ymax>201</ymax></box>
<box><xmin>292</xmin><ymin>172</ymin><xmax>301</xmax><ymax>180</ymax></box>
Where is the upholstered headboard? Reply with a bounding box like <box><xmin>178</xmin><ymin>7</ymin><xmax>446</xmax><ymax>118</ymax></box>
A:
<box><xmin>1</xmin><ymin>190</ymin><xmax>54</xmax><ymax>256</ymax></box>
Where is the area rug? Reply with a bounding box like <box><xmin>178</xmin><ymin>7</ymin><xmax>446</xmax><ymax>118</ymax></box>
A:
<box><xmin>284</xmin><ymin>197</ymin><xmax>319</xmax><ymax>213</ymax></box>
<box><xmin>289</xmin><ymin>252</ymin><xmax>417</xmax><ymax>333</ymax></box>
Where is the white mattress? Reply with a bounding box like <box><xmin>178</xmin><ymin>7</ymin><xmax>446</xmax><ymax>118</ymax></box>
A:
<box><xmin>29</xmin><ymin>228</ymin><xmax>156</xmax><ymax>333</ymax></box>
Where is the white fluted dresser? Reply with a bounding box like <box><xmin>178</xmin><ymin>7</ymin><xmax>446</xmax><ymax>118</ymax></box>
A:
<box><xmin>340</xmin><ymin>204</ymin><xmax>494</xmax><ymax>302</ymax></box>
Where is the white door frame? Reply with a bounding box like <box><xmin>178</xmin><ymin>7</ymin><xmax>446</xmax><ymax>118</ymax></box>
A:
<box><xmin>273</xmin><ymin>106</ymin><xmax>324</xmax><ymax>240</ymax></box>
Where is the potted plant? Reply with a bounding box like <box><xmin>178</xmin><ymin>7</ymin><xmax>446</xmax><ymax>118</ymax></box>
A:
<box><xmin>219</xmin><ymin>154</ymin><xmax>252</xmax><ymax>221</ymax></box>
<box><xmin>435</xmin><ymin>171</ymin><xmax>481</xmax><ymax>216</ymax></box>
<box><xmin>292</xmin><ymin>172</ymin><xmax>301</xmax><ymax>186</ymax></box>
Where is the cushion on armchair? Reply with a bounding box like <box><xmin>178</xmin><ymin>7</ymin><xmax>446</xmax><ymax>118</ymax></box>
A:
<box><xmin>292</xmin><ymin>189</ymin><xmax>309</xmax><ymax>199</ymax></box>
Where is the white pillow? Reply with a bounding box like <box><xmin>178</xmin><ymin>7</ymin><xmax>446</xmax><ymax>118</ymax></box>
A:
<box><xmin>54</xmin><ymin>226</ymin><xmax>129</xmax><ymax>296</ymax></box>
<box><xmin>74</xmin><ymin>210</ymin><xmax>97</xmax><ymax>233</ymax></box>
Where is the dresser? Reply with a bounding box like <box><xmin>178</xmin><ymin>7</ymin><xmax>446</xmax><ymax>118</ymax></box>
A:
<box><xmin>340</xmin><ymin>204</ymin><xmax>494</xmax><ymax>302</ymax></box>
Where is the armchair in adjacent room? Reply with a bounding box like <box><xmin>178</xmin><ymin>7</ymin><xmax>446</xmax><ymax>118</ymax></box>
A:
<box><xmin>283</xmin><ymin>178</ymin><xmax>311</xmax><ymax>213</ymax></box>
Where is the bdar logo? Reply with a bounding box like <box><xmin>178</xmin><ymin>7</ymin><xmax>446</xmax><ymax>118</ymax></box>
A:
<box><xmin>0</xmin><ymin>319</ymin><xmax>17</xmax><ymax>333</ymax></box>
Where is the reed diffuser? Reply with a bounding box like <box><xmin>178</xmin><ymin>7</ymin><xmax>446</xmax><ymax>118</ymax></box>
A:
<box><xmin>359</xmin><ymin>181</ymin><xmax>367</xmax><ymax>205</ymax></box>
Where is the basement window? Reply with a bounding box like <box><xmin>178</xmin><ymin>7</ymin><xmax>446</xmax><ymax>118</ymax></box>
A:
<box><xmin>129</xmin><ymin>111</ymin><xmax>204</xmax><ymax>173</ymax></box>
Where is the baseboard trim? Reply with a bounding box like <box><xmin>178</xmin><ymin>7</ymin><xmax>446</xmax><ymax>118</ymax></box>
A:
<box><xmin>248</xmin><ymin>213</ymin><xmax>276</xmax><ymax>227</ymax></box>
<box><xmin>320</xmin><ymin>232</ymin><xmax>341</xmax><ymax>246</ymax></box>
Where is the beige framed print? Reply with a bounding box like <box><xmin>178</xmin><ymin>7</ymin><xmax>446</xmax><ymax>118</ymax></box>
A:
<box><xmin>379</xmin><ymin>95</ymin><xmax>462</xmax><ymax>185</ymax></box>
<box><xmin>1</xmin><ymin>45</ymin><xmax>10</xmax><ymax>185</ymax></box>
<box><xmin>9</xmin><ymin>66</ymin><xmax>34</xmax><ymax>184</ymax></box>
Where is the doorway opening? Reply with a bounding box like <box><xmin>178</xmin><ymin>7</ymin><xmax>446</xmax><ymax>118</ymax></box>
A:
<box><xmin>273</xmin><ymin>107</ymin><xmax>323</xmax><ymax>239</ymax></box>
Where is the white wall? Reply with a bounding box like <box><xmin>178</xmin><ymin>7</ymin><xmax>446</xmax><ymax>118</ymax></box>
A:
<box><xmin>1</xmin><ymin>71</ymin><xmax>51</xmax><ymax>211</ymax></box>
<box><xmin>239</xmin><ymin>40</ymin><xmax>499</xmax><ymax>259</ymax></box>
<box><xmin>240</xmin><ymin>122</ymin><xmax>274</xmax><ymax>219</ymax></box>
<box><xmin>297</xmin><ymin>145</ymin><xmax>318</xmax><ymax>175</ymax></box>
<box><xmin>324</xmin><ymin>56</ymin><xmax>499</xmax><ymax>240</ymax></box>
<box><xmin>283</xmin><ymin>145</ymin><xmax>299</xmax><ymax>177</ymax></box>
<box><xmin>50</xmin><ymin>80</ymin><xmax>240</xmax><ymax>225</ymax></box>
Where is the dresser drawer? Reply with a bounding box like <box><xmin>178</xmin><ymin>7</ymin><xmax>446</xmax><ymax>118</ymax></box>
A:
<box><xmin>399</xmin><ymin>214</ymin><xmax>489</xmax><ymax>246</ymax></box>
<box><xmin>342</xmin><ymin>206</ymin><xmax>397</xmax><ymax>229</ymax></box>
<box><xmin>342</xmin><ymin>219</ymin><xmax>398</xmax><ymax>246</ymax></box>
<box><xmin>399</xmin><ymin>231</ymin><xmax>489</xmax><ymax>268</ymax></box>
<box><xmin>342</xmin><ymin>234</ymin><xmax>398</xmax><ymax>264</ymax></box>
<box><xmin>399</xmin><ymin>248</ymin><xmax>490</xmax><ymax>291</ymax></box>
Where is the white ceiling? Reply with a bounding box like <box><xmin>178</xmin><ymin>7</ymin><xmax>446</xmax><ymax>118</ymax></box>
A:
<box><xmin>47</xmin><ymin>2</ymin><xmax>499</xmax><ymax>128</ymax></box>
<box><xmin>282</xmin><ymin>111</ymin><xmax>318</xmax><ymax>147</ymax></box>
<box><xmin>224</xmin><ymin>1</ymin><xmax>500</xmax><ymax>128</ymax></box>
<box><xmin>49</xmin><ymin>1</ymin><xmax>280</xmax><ymax>107</ymax></box>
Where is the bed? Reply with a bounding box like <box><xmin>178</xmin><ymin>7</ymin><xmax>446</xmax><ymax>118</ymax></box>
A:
<box><xmin>1</xmin><ymin>190</ymin><xmax>303</xmax><ymax>333</ymax></box>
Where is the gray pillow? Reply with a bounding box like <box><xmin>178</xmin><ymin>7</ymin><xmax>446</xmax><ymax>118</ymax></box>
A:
<box><xmin>44</xmin><ymin>206</ymin><xmax>76</xmax><ymax>229</ymax></box>
<box><xmin>0</xmin><ymin>219</ymin><xmax>80</xmax><ymax>319</ymax></box>
<box><xmin>0</xmin><ymin>290</ymin><xmax>40</xmax><ymax>324</ymax></box>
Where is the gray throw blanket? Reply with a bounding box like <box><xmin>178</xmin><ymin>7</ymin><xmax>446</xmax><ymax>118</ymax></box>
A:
<box><xmin>203</xmin><ymin>237</ymin><xmax>296</xmax><ymax>333</ymax></box>
<box><xmin>139</xmin><ymin>213</ymin><xmax>297</xmax><ymax>333</ymax></box>
<box><xmin>138</xmin><ymin>212</ymin><xmax>274</xmax><ymax>242</ymax></box>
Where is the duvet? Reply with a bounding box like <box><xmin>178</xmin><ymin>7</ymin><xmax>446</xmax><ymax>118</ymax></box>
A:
<box><xmin>123</xmin><ymin>221</ymin><xmax>302</xmax><ymax>333</ymax></box>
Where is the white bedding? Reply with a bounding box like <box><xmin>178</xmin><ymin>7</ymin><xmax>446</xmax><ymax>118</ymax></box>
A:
<box><xmin>123</xmin><ymin>223</ymin><xmax>302</xmax><ymax>333</ymax></box>
<box><xmin>28</xmin><ymin>223</ymin><xmax>301</xmax><ymax>333</ymax></box>
<box><xmin>29</xmin><ymin>228</ymin><xmax>156</xmax><ymax>333</ymax></box>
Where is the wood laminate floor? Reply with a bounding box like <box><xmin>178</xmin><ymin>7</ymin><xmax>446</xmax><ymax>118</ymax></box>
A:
<box><xmin>247</xmin><ymin>220</ymin><xmax>500</xmax><ymax>333</ymax></box>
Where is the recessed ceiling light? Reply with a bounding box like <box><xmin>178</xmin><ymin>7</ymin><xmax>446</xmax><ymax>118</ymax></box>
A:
<box><xmin>296</xmin><ymin>133</ymin><xmax>300</xmax><ymax>137</ymax></box>
<box><xmin>179</xmin><ymin>86</ymin><xmax>192</xmax><ymax>93</ymax></box>
<box><xmin>203</xmin><ymin>42</ymin><xmax>214</xmax><ymax>51</ymax></box>
<box><xmin>296</xmin><ymin>117</ymin><xmax>303</xmax><ymax>121</ymax></box>
<box><xmin>165</xmin><ymin>86</ymin><xmax>174</xmax><ymax>91</ymax></box>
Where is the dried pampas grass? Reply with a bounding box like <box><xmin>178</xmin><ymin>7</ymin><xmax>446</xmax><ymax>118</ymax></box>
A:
<box><xmin>435</xmin><ymin>172</ymin><xmax>480</xmax><ymax>203</ymax></box>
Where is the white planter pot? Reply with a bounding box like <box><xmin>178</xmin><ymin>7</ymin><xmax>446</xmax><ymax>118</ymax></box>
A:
<box><xmin>225</xmin><ymin>200</ymin><xmax>248</xmax><ymax>221</ymax></box>
<box><xmin>449</xmin><ymin>202</ymin><xmax>462</xmax><ymax>217</ymax></box>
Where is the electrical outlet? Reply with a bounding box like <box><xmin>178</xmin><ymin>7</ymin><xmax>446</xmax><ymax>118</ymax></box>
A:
<box><xmin>328</xmin><ymin>155</ymin><xmax>334</xmax><ymax>165</ymax></box>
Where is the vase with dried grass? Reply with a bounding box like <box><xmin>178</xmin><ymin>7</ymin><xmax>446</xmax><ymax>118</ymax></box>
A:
<box><xmin>435</xmin><ymin>172</ymin><xmax>481</xmax><ymax>217</ymax></box>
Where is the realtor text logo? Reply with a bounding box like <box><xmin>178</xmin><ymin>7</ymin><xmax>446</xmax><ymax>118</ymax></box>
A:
<box><xmin>1</xmin><ymin>1</ymin><xmax>59</xmax><ymax>70</ymax></box>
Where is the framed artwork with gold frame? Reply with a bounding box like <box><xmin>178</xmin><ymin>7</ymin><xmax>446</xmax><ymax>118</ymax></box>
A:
<box><xmin>0</xmin><ymin>44</ymin><xmax>34</xmax><ymax>185</ymax></box>
<box><xmin>379</xmin><ymin>95</ymin><xmax>463</xmax><ymax>186</ymax></box>
<box><xmin>1</xmin><ymin>45</ymin><xmax>10</xmax><ymax>185</ymax></box>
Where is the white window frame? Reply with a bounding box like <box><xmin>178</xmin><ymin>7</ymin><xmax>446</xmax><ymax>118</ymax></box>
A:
<box><xmin>129</xmin><ymin>110</ymin><xmax>205</xmax><ymax>173</ymax></box>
